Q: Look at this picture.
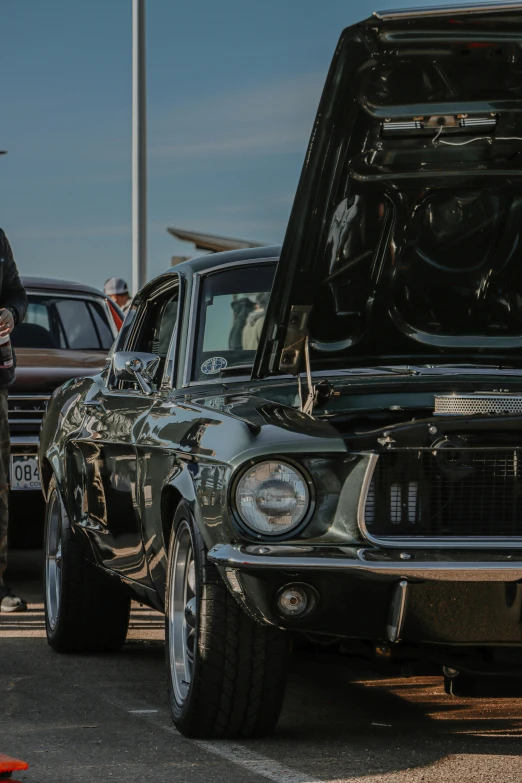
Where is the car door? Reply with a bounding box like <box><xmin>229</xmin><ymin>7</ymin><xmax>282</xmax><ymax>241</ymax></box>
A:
<box><xmin>70</xmin><ymin>275</ymin><xmax>181</xmax><ymax>584</ymax></box>
<box><xmin>134</xmin><ymin>260</ymin><xmax>277</xmax><ymax>598</ymax></box>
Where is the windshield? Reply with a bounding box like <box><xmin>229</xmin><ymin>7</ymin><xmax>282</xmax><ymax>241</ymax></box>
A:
<box><xmin>11</xmin><ymin>293</ymin><xmax>114</xmax><ymax>351</ymax></box>
<box><xmin>192</xmin><ymin>264</ymin><xmax>275</xmax><ymax>381</ymax></box>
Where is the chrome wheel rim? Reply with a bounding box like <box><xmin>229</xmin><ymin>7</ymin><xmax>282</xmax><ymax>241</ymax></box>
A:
<box><xmin>45</xmin><ymin>490</ymin><xmax>63</xmax><ymax>631</ymax></box>
<box><xmin>168</xmin><ymin>521</ymin><xmax>196</xmax><ymax>706</ymax></box>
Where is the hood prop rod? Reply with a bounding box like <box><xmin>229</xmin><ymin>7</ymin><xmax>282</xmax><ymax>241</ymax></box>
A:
<box><xmin>301</xmin><ymin>336</ymin><xmax>315</xmax><ymax>417</ymax></box>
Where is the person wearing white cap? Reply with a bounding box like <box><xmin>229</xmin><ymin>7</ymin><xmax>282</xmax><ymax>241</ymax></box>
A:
<box><xmin>104</xmin><ymin>277</ymin><xmax>132</xmax><ymax>314</ymax></box>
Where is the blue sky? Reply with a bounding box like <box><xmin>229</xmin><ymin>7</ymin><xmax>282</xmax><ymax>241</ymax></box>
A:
<box><xmin>1</xmin><ymin>0</ymin><xmax>444</xmax><ymax>292</ymax></box>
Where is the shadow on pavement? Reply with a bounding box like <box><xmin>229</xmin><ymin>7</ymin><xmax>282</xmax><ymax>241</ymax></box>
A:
<box><xmin>5</xmin><ymin>550</ymin><xmax>522</xmax><ymax>782</ymax></box>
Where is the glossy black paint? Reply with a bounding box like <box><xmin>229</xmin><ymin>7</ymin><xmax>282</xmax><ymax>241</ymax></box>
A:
<box><xmin>39</xmin><ymin>247</ymin><xmax>522</xmax><ymax>654</ymax></box>
<box><xmin>38</xmin><ymin>6</ymin><xmax>522</xmax><ymax>668</ymax></box>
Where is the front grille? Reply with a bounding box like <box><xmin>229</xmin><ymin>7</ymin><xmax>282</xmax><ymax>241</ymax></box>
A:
<box><xmin>435</xmin><ymin>394</ymin><xmax>522</xmax><ymax>416</ymax></box>
<box><xmin>8</xmin><ymin>395</ymin><xmax>50</xmax><ymax>431</ymax></box>
<box><xmin>364</xmin><ymin>448</ymin><xmax>522</xmax><ymax>539</ymax></box>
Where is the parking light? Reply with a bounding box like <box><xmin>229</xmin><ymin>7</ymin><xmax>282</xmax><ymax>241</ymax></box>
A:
<box><xmin>277</xmin><ymin>586</ymin><xmax>309</xmax><ymax>617</ymax></box>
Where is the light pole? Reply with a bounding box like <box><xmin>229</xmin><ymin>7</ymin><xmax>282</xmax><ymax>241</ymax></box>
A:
<box><xmin>132</xmin><ymin>0</ymin><xmax>147</xmax><ymax>294</ymax></box>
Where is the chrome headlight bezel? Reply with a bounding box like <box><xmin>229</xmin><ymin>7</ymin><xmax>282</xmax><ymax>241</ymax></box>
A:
<box><xmin>230</xmin><ymin>457</ymin><xmax>315</xmax><ymax>540</ymax></box>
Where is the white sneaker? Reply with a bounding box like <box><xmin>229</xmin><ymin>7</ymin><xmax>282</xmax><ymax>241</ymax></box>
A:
<box><xmin>0</xmin><ymin>586</ymin><xmax>27</xmax><ymax>613</ymax></box>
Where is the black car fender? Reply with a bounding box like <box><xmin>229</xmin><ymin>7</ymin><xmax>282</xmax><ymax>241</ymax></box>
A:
<box><xmin>160</xmin><ymin>459</ymin><xmax>198</xmax><ymax>546</ymax></box>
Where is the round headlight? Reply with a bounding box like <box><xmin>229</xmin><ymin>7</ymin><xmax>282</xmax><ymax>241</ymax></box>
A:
<box><xmin>235</xmin><ymin>460</ymin><xmax>310</xmax><ymax>536</ymax></box>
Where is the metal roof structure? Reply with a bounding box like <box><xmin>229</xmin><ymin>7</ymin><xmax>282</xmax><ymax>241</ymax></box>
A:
<box><xmin>167</xmin><ymin>227</ymin><xmax>267</xmax><ymax>254</ymax></box>
<box><xmin>21</xmin><ymin>277</ymin><xmax>106</xmax><ymax>297</ymax></box>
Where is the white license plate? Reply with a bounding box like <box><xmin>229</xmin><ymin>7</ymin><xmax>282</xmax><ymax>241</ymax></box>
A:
<box><xmin>10</xmin><ymin>455</ymin><xmax>41</xmax><ymax>491</ymax></box>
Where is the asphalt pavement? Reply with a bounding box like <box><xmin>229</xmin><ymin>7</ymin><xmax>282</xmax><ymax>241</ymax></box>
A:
<box><xmin>3</xmin><ymin>551</ymin><xmax>522</xmax><ymax>783</ymax></box>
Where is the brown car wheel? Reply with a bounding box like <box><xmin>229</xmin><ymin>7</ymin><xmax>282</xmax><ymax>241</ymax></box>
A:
<box><xmin>44</xmin><ymin>476</ymin><xmax>130</xmax><ymax>653</ymax></box>
<box><xmin>165</xmin><ymin>501</ymin><xmax>291</xmax><ymax>739</ymax></box>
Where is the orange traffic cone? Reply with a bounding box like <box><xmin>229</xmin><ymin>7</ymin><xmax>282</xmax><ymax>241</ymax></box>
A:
<box><xmin>0</xmin><ymin>753</ymin><xmax>28</xmax><ymax>779</ymax></box>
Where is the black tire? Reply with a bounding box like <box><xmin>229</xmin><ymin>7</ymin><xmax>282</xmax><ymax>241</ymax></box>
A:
<box><xmin>165</xmin><ymin>501</ymin><xmax>291</xmax><ymax>738</ymax></box>
<box><xmin>44</xmin><ymin>476</ymin><xmax>131</xmax><ymax>653</ymax></box>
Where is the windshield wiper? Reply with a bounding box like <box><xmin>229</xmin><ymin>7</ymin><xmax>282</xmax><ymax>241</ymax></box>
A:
<box><xmin>218</xmin><ymin>364</ymin><xmax>253</xmax><ymax>376</ymax></box>
<box><xmin>367</xmin><ymin>366</ymin><xmax>420</xmax><ymax>376</ymax></box>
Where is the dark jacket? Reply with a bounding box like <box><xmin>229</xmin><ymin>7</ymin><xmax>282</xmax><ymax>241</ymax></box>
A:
<box><xmin>0</xmin><ymin>229</ymin><xmax>28</xmax><ymax>387</ymax></box>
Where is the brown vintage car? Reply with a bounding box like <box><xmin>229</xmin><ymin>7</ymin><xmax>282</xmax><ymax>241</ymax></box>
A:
<box><xmin>8</xmin><ymin>277</ymin><xmax>122</xmax><ymax>544</ymax></box>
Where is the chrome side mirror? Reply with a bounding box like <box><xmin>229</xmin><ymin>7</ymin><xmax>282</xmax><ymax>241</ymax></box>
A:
<box><xmin>112</xmin><ymin>351</ymin><xmax>161</xmax><ymax>395</ymax></box>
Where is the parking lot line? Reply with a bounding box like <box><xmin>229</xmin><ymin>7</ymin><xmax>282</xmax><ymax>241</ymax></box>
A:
<box><xmin>190</xmin><ymin>738</ymin><xmax>327</xmax><ymax>783</ymax></box>
<box><xmin>102</xmin><ymin>693</ymin><xmax>327</xmax><ymax>783</ymax></box>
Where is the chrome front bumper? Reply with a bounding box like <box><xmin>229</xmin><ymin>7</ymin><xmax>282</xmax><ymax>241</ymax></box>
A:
<box><xmin>208</xmin><ymin>543</ymin><xmax>522</xmax><ymax>582</ymax></box>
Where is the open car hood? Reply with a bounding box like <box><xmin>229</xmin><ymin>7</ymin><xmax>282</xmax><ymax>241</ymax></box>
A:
<box><xmin>253</xmin><ymin>2</ymin><xmax>522</xmax><ymax>378</ymax></box>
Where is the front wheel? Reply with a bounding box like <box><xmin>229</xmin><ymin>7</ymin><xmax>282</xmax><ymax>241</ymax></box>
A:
<box><xmin>165</xmin><ymin>502</ymin><xmax>291</xmax><ymax>738</ymax></box>
<box><xmin>44</xmin><ymin>477</ymin><xmax>130</xmax><ymax>653</ymax></box>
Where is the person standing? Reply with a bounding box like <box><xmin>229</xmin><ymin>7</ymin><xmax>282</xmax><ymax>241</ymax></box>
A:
<box><xmin>242</xmin><ymin>292</ymin><xmax>270</xmax><ymax>350</ymax></box>
<box><xmin>0</xmin><ymin>228</ymin><xmax>28</xmax><ymax>612</ymax></box>
<box><xmin>104</xmin><ymin>277</ymin><xmax>132</xmax><ymax>314</ymax></box>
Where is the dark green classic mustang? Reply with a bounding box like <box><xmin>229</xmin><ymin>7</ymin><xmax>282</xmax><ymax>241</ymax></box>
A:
<box><xmin>40</xmin><ymin>3</ymin><xmax>522</xmax><ymax>737</ymax></box>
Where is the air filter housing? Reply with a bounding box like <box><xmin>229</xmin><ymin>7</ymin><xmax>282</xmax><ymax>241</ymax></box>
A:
<box><xmin>434</xmin><ymin>394</ymin><xmax>522</xmax><ymax>416</ymax></box>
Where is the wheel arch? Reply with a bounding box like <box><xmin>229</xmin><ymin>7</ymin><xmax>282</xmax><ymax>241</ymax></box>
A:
<box><xmin>160</xmin><ymin>465</ymin><xmax>197</xmax><ymax>551</ymax></box>
<box><xmin>40</xmin><ymin>450</ymin><xmax>65</xmax><ymax>502</ymax></box>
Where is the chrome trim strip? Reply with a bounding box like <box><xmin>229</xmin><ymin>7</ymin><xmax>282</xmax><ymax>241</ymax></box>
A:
<box><xmin>208</xmin><ymin>544</ymin><xmax>522</xmax><ymax>581</ymax></box>
<box><xmin>358</xmin><ymin>535</ymin><xmax>522</xmax><ymax>549</ymax></box>
<box><xmin>375</xmin><ymin>3</ymin><xmax>522</xmax><ymax>20</ymax></box>
<box><xmin>8</xmin><ymin>418</ymin><xmax>45</xmax><ymax>425</ymax></box>
<box><xmin>357</xmin><ymin>453</ymin><xmax>379</xmax><ymax>540</ymax></box>
<box><xmin>159</xmin><ymin>274</ymin><xmax>182</xmax><ymax>390</ymax></box>
<box><xmin>182</xmin><ymin>272</ymin><xmax>201</xmax><ymax>388</ymax></box>
<box><xmin>197</xmin><ymin>255</ymin><xmax>279</xmax><ymax>276</ymax></box>
<box><xmin>9</xmin><ymin>394</ymin><xmax>51</xmax><ymax>400</ymax></box>
<box><xmin>387</xmin><ymin>580</ymin><xmax>408</xmax><ymax>643</ymax></box>
<box><xmin>187</xmin><ymin>375</ymin><xmax>253</xmax><ymax>387</ymax></box>
<box><xmin>10</xmin><ymin>435</ymin><xmax>39</xmax><ymax>448</ymax></box>
<box><xmin>8</xmin><ymin>410</ymin><xmax>47</xmax><ymax>414</ymax></box>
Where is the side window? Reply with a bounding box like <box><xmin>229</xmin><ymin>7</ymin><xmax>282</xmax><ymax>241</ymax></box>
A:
<box><xmin>133</xmin><ymin>292</ymin><xmax>179</xmax><ymax>357</ymax></box>
<box><xmin>54</xmin><ymin>299</ymin><xmax>100</xmax><ymax>350</ymax></box>
<box><xmin>127</xmin><ymin>282</ymin><xmax>180</xmax><ymax>387</ymax></box>
<box><xmin>155</xmin><ymin>300</ymin><xmax>179</xmax><ymax>356</ymax></box>
<box><xmin>87</xmin><ymin>302</ymin><xmax>115</xmax><ymax>350</ymax></box>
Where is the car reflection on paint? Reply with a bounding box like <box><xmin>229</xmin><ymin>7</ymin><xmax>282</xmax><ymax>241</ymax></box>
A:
<box><xmin>38</xmin><ymin>3</ymin><xmax>522</xmax><ymax>739</ymax></box>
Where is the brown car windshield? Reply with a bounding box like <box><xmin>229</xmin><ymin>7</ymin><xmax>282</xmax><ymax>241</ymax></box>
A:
<box><xmin>192</xmin><ymin>264</ymin><xmax>275</xmax><ymax>381</ymax></box>
<box><xmin>10</xmin><ymin>294</ymin><xmax>114</xmax><ymax>351</ymax></box>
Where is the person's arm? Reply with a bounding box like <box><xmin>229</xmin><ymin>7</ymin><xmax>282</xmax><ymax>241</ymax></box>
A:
<box><xmin>0</xmin><ymin>230</ymin><xmax>28</xmax><ymax>330</ymax></box>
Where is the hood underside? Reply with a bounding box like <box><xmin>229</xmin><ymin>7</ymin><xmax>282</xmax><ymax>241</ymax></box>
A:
<box><xmin>254</xmin><ymin>3</ymin><xmax>522</xmax><ymax>378</ymax></box>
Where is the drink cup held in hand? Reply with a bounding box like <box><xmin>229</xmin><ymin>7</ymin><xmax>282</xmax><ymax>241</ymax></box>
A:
<box><xmin>0</xmin><ymin>309</ymin><xmax>14</xmax><ymax>369</ymax></box>
<box><xmin>0</xmin><ymin>334</ymin><xmax>13</xmax><ymax>369</ymax></box>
